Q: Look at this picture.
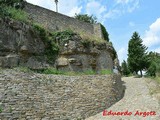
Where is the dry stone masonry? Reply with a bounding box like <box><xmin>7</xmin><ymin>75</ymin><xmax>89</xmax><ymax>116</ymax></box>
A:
<box><xmin>0</xmin><ymin>69</ymin><xmax>125</xmax><ymax>120</ymax></box>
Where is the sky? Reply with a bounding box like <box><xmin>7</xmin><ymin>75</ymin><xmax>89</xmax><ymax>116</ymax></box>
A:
<box><xmin>26</xmin><ymin>0</ymin><xmax>160</xmax><ymax>64</ymax></box>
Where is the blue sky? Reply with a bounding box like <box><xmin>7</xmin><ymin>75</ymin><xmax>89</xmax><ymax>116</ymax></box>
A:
<box><xmin>26</xmin><ymin>0</ymin><xmax>160</xmax><ymax>63</ymax></box>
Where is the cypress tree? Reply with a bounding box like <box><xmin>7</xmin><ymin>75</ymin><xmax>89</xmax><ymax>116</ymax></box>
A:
<box><xmin>128</xmin><ymin>32</ymin><xmax>148</xmax><ymax>77</ymax></box>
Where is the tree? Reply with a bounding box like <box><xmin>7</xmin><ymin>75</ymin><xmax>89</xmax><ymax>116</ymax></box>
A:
<box><xmin>54</xmin><ymin>0</ymin><xmax>58</xmax><ymax>12</ymax></box>
<box><xmin>74</xmin><ymin>14</ymin><xmax>97</xmax><ymax>24</ymax></box>
<box><xmin>121</xmin><ymin>60</ymin><xmax>130</xmax><ymax>76</ymax></box>
<box><xmin>147</xmin><ymin>52</ymin><xmax>160</xmax><ymax>77</ymax></box>
<box><xmin>75</xmin><ymin>14</ymin><xmax>109</xmax><ymax>42</ymax></box>
<box><xmin>127</xmin><ymin>32</ymin><xmax>148</xmax><ymax>77</ymax></box>
<box><xmin>147</xmin><ymin>61</ymin><xmax>156</xmax><ymax>77</ymax></box>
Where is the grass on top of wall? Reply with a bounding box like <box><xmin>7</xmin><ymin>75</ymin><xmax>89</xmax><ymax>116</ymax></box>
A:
<box><xmin>79</xmin><ymin>31</ymin><xmax>106</xmax><ymax>44</ymax></box>
<box><xmin>41</xmin><ymin>67</ymin><xmax>113</xmax><ymax>76</ymax></box>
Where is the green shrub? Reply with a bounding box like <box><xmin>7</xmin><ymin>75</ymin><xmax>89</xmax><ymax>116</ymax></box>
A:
<box><xmin>0</xmin><ymin>106</ymin><xmax>2</xmax><ymax>113</ymax></box>
<box><xmin>100</xmin><ymin>24</ymin><xmax>109</xmax><ymax>42</ymax></box>
<box><xmin>147</xmin><ymin>52</ymin><xmax>160</xmax><ymax>77</ymax></box>
<box><xmin>74</xmin><ymin>14</ymin><xmax>97</xmax><ymax>24</ymax></box>
<box><xmin>6</xmin><ymin>6</ymin><xmax>28</xmax><ymax>22</ymax></box>
<box><xmin>32</xmin><ymin>23</ymin><xmax>59</xmax><ymax>63</ymax></box>
<box><xmin>0</xmin><ymin>5</ymin><xmax>28</xmax><ymax>22</ymax></box>
<box><xmin>52</xmin><ymin>29</ymin><xmax>75</xmax><ymax>44</ymax></box>
<box><xmin>0</xmin><ymin>5</ymin><xmax>11</xmax><ymax>17</ymax></box>
<box><xmin>32</xmin><ymin>23</ymin><xmax>47</xmax><ymax>40</ymax></box>
<box><xmin>147</xmin><ymin>61</ymin><xmax>156</xmax><ymax>77</ymax></box>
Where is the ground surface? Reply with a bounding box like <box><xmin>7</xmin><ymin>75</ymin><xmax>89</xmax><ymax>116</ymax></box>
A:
<box><xmin>86</xmin><ymin>77</ymin><xmax>160</xmax><ymax>120</ymax></box>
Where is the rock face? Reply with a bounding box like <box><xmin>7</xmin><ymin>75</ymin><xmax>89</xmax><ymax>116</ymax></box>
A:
<box><xmin>0</xmin><ymin>69</ymin><xmax>125</xmax><ymax>120</ymax></box>
<box><xmin>0</xmin><ymin>17</ymin><xmax>118</xmax><ymax>72</ymax></box>
<box><xmin>55</xmin><ymin>35</ymin><xmax>116</xmax><ymax>72</ymax></box>
<box><xmin>0</xmin><ymin>18</ymin><xmax>48</xmax><ymax>69</ymax></box>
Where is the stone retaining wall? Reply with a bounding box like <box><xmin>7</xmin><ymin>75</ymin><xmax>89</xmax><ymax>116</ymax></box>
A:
<box><xmin>0</xmin><ymin>70</ymin><xmax>124</xmax><ymax>120</ymax></box>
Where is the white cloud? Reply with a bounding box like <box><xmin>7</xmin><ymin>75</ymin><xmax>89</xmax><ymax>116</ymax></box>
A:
<box><xmin>104</xmin><ymin>9</ymin><xmax>121</xmax><ymax>19</ymax></box>
<box><xmin>143</xmin><ymin>18</ymin><xmax>160</xmax><ymax>47</ymax></box>
<box><xmin>155</xmin><ymin>48</ymin><xmax>160</xmax><ymax>53</ymax></box>
<box><xmin>68</xmin><ymin>6</ymin><xmax>82</xmax><ymax>17</ymax></box>
<box><xmin>26</xmin><ymin>0</ymin><xmax>82</xmax><ymax>17</ymax></box>
<box><xmin>117</xmin><ymin>47</ymin><xmax>128</xmax><ymax>63</ymax></box>
<box><xmin>86</xmin><ymin>0</ymin><xmax>107</xmax><ymax>23</ymax></box>
<box><xmin>129</xmin><ymin>21</ymin><xmax>135</xmax><ymax>27</ymax></box>
<box><xmin>115</xmin><ymin>0</ymin><xmax>131</xmax><ymax>4</ymax></box>
<box><xmin>26</xmin><ymin>0</ymin><xmax>54</xmax><ymax>10</ymax></box>
<box><xmin>127</xmin><ymin>0</ymin><xmax>139</xmax><ymax>13</ymax></box>
<box><xmin>106</xmin><ymin>0</ymin><xmax>140</xmax><ymax>19</ymax></box>
<box><xmin>26</xmin><ymin>0</ymin><xmax>140</xmax><ymax>22</ymax></box>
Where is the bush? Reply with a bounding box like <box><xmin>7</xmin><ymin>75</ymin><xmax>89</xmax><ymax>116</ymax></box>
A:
<box><xmin>121</xmin><ymin>60</ymin><xmax>130</xmax><ymax>76</ymax></box>
<box><xmin>0</xmin><ymin>4</ymin><xmax>11</xmax><ymax>17</ymax></box>
<box><xmin>32</xmin><ymin>23</ymin><xmax>59</xmax><ymax>63</ymax></box>
<box><xmin>6</xmin><ymin>6</ymin><xmax>28</xmax><ymax>22</ymax></box>
<box><xmin>0</xmin><ymin>5</ymin><xmax>28</xmax><ymax>22</ymax></box>
<box><xmin>147</xmin><ymin>52</ymin><xmax>160</xmax><ymax>77</ymax></box>
<box><xmin>74</xmin><ymin>14</ymin><xmax>97</xmax><ymax>24</ymax></box>
<box><xmin>100</xmin><ymin>24</ymin><xmax>109</xmax><ymax>42</ymax></box>
<box><xmin>52</xmin><ymin>29</ymin><xmax>75</xmax><ymax>44</ymax></box>
<box><xmin>147</xmin><ymin>62</ymin><xmax>156</xmax><ymax>77</ymax></box>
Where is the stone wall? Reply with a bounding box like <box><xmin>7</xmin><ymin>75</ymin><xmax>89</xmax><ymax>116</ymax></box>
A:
<box><xmin>0</xmin><ymin>69</ymin><xmax>125</xmax><ymax>120</ymax></box>
<box><xmin>24</xmin><ymin>2</ymin><xmax>104</xmax><ymax>39</ymax></box>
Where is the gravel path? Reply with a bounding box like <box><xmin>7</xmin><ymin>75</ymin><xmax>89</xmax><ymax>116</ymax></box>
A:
<box><xmin>86</xmin><ymin>77</ymin><xmax>160</xmax><ymax>120</ymax></box>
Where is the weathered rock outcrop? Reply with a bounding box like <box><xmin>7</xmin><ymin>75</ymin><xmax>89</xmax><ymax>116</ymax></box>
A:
<box><xmin>55</xmin><ymin>35</ymin><xmax>116</xmax><ymax>72</ymax></box>
<box><xmin>0</xmin><ymin>17</ymin><xmax>118</xmax><ymax>72</ymax></box>
<box><xmin>0</xmin><ymin>18</ymin><xmax>48</xmax><ymax>69</ymax></box>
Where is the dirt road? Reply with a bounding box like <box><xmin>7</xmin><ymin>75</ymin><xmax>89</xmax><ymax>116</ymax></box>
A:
<box><xmin>86</xmin><ymin>77</ymin><xmax>160</xmax><ymax>120</ymax></box>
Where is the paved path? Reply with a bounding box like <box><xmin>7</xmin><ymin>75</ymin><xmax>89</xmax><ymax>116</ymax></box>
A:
<box><xmin>86</xmin><ymin>77</ymin><xmax>160</xmax><ymax>120</ymax></box>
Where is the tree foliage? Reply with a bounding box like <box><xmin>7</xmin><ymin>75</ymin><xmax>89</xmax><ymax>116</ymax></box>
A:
<box><xmin>0</xmin><ymin>0</ymin><xmax>26</xmax><ymax>19</ymax></box>
<box><xmin>121</xmin><ymin>60</ymin><xmax>130</xmax><ymax>76</ymax></box>
<box><xmin>74</xmin><ymin>14</ymin><xmax>97</xmax><ymax>24</ymax></box>
<box><xmin>100</xmin><ymin>23</ymin><xmax>109</xmax><ymax>42</ymax></box>
<box><xmin>75</xmin><ymin>14</ymin><xmax>110</xmax><ymax>42</ymax></box>
<box><xmin>0</xmin><ymin>0</ymin><xmax>24</xmax><ymax>7</ymax></box>
<box><xmin>127</xmin><ymin>32</ymin><xmax>149</xmax><ymax>77</ymax></box>
<box><xmin>147</xmin><ymin>52</ymin><xmax>160</xmax><ymax>77</ymax></box>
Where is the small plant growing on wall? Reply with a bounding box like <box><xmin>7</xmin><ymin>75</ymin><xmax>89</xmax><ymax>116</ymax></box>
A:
<box><xmin>0</xmin><ymin>105</ymin><xmax>2</xmax><ymax>113</ymax></box>
<box><xmin>9</xmin><ymin>106</ymin><xmax>13</xmax><ymax>113</ymax></box>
